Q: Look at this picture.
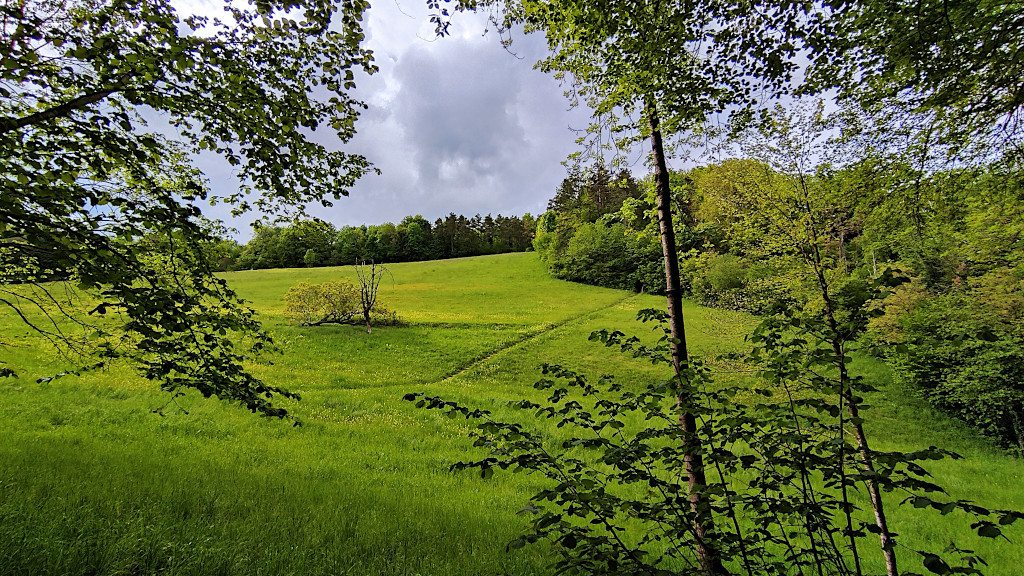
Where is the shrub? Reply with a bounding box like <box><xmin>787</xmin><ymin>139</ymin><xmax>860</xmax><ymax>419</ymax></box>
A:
<box><xmin>683</xmin><ymin>251</ymin><xmax>747</xmax><ymax>308</ymax></box>
<box><xmin>866</xmin><ymin>278</ymin><xmax>930</xmax><ymax>347</ymax></box>
<box><xmin>284</xmin><ymin>279</ymin><xmax>403</xmax><ymax>329</ymax></box>
<box><xmin>283</xmin><ymin>280</ymin><xmax>361</xmax><ymax>326</ymax></box>
<box><xmin>625</xmin><ymin>232</ymin><xmax>665</xmax><ymax>293</ymax></box>
<box><xmin>742</xmin><ymin>263</ymin><xmax>798</xmax><ymax>314</ymax></box>
<box><xmin>550</xmin><ymin>222</ymin><xmax>632</xmax><ymax>289</ymax></box>
<box><xmin>370</xmin><ymin>306</ymin><xmax>404</xmax><ymax>327</ymax></box>
<box><xmin>706</xmin><ymin>253</ymin><xmax>746</xmax><ymax>292</ymax></box>
<box><xmin>894</xmin><ymin>284</ymin><xmax>1024</xmax><ymax>451</ymax></box>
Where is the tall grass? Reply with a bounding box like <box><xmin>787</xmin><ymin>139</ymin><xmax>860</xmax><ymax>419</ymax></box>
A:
<box><xmin>0</xmin><ymin>253</ymin><xmax>1020</xmax><ymax>575</ymax></box>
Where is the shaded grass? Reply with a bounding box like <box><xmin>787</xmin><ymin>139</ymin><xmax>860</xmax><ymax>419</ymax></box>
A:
<box><xmin>0</xmin><ymin>252</ymin><xmax>1021</xmax><ymax>575</ymax></box>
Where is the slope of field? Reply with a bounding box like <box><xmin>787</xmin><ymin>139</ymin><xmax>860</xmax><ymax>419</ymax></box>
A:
<box><xmin>0</xmin><ymin>252</ymin><xmax>1021</xmax><ymax>576</ymax></box>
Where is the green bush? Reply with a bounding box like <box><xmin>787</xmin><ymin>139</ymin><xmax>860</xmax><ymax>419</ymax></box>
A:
<box><xmin>893</xmin><ymin>274</ymin><xmax>1024</xmax><ymax>451</ymax></box>
<box><xmin>625</xmin><ymin>232</ymin><xmax>665</xmax><ymax>293</ymax></box>
<box><xmin>706</xmin><ymin>253</ymin><xmax>746</xmax><ymax>292</ymax></box>
<box><xmin>283</xmin><ymin>280</ymin><xmax>401</xmax><ymax>328</ymax></box>
<box><xmin>538</xmin><ymin>219</ymin><xmax>667</xmax><ymax>294</ymax></box>
<box><xmin>684</xmin><ymin>252</ymin><xmax>749</xmax><ymax>308</ymax></box>
<box><xmin>284</xmin><ymin>280</ymin><xmax>361</xmax><ymax>325</ymax></box>
<box><xmin>549</xmin><ymin>222</ymin><xmax>632</xmax><ymax>289</ymax></box>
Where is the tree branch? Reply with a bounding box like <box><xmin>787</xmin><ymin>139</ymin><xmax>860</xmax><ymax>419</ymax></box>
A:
<box><xmin>0</xmin><ymin>81</ymin><xmax>127</xmax><ymax>135</ymax></box>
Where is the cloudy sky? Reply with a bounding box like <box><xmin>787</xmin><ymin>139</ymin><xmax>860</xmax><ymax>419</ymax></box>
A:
<box><xmin>193</xmin><ymin>1</ymin><xmax>615</xmax><ymax>239</ymax></box>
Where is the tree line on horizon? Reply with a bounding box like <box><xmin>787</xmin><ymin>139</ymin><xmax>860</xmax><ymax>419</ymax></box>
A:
<box><xmin>213</xmin><ymin>212</ymin><xmax>537</xmax><ymax>271</ymax></box>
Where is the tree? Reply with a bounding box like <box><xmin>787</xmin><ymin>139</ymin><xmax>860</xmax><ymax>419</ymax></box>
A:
<box><xmin>334</xmin><ymin>225</ymin><xmax>368</xmax><ymax>264</ymax></box>
<box><xmin>397</xmin><ymin>215</ymin><xmax>434</xmax><ymax>261</ymax></box>
<box><xmin>467</xmin><ymin>1</ymin><xmax>815</xmax><ymax>570</ymax></box>
<box><xmin>807</xmin><ymin>0</ymin><xmax>1024</xmax><ymax>147</ymax></box>
<box><xmin>432</xmin><ymin>213</ymin><xmax>459</xmax><ymax>258</ymax></box>
<box><xmin>208</xmin><ymin>237</ymin><xmax>243</xmax><ymax>272</ymax></box>
<box><xmin>364</xmin><ymin>222</ymin><xmax>399</xmax><ymax>262</ymax></box>
<box><xmin>736</xmin><ymin>101</ymin><xmax>901</xmax><ymax>574</ymax></box>
<box><xmin>354</xmin><ymin>261</ymin><xmax>391</xmax><ymax>334</ymax></box>
<box><xmin>236</xmin><ymin>225</ymin><xmax>286</xmax><ymax>270</ymax></box>
<box><xmin>1</xmin><ymin>0</ymin><xmax>376</xmax><ymax>418</ymax></box>
<box><xmin>280</xmin><ymin>220</ymin><xmax>337</xmax><ymax>268</ymax></box>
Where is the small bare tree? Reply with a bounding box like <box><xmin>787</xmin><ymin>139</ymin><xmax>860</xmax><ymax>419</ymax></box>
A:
<box><xmin>355</xmin><ymin>261</ymin><xmax>392</xmax><ymax>334</ymax></box>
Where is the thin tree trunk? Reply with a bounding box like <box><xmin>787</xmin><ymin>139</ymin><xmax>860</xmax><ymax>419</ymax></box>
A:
<box><xmin>647</xmin><ymin>99</ymin><xmax>727</xmax><ymax>576</ymax></box>
<box><xmin>797</xmin><ymin>179</ymin><xmax>897</xmax><ymax>576</ymax></box>
<box><xmin>824</xmin><ymin>287</ymin><xmax>897</xmax><ymax>576</ymax></box>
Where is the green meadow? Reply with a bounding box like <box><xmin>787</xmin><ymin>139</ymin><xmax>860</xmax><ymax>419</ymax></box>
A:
<box><xmin>1</xmin><ymin>252</ymin><xmax>1021</xmax><ymax>575</ymax></box>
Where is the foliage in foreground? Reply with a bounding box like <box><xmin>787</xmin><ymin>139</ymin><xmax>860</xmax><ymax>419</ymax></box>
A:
<box><xmin>408</xmin><ymin>303</ymin><xmax>1024</xmax><ymax>575</ymax></box>
<box><xmin>0</xmin><ymin>0</ymin><xmax>376</xmax><ymax>416</ymax></box>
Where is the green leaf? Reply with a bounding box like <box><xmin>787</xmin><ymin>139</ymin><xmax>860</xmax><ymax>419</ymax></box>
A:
<box><xmin>921</xmin><ymin>553</ymin><xmax>950</xmax><ymax>575</ymax></box>
<box><xmin>977</xmin><ymin>523</ymin><xmax>1002</xmax><ymax>538</ymax></box>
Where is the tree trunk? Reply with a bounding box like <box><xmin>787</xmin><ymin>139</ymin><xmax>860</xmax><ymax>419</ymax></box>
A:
<box><xmin>821</xmin><ymin>286</ymin><xmax>897</xmax><ymax>576</ymax></box>
<box><xmin>800</xmin><ymin>188</ymin><xmax>897</xmax><ymax>576</ymax></box>
<box><xmin>647</xmin><ymin>99</ymin><xmax>727</xmax><ymax>576</ymax></box>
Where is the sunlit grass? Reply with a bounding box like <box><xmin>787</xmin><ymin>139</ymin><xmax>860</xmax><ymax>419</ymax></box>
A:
<box><xmin>0</xmin><ymin>252</ymin><xmax>1021</xmax><ymax>575</ymax></box>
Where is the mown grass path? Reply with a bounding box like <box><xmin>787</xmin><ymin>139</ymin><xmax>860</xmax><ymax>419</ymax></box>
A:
<box><xmin>424</xmin><ymin>291</ymin><xmax>641</xmax><ymax>386</ymax></box>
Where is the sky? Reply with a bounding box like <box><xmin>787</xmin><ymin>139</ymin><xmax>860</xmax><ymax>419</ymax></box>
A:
<box><xmin>190</xmin><ymin>0</ymin><xmax>608</xmax><ymax>239</ymax></box>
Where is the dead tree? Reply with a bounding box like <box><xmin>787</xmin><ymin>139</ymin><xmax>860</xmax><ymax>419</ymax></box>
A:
<box><xmin>355</xmin><ymin>261</ymin><xmax>390</xmax><ymax>334</ymax></box>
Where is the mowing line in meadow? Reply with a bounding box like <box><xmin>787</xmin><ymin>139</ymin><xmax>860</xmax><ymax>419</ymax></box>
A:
<box><xmin>419</xmin><ymin>292</ymin><xmax>641</xmax><ymax>387</ymax></box>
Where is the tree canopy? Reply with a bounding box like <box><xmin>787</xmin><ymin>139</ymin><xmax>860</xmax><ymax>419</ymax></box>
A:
<box><xmin>0</xmin><ymin>0</ymin><xmax>377</xmax><ymax>418</ymax></box>
<box><xmin>807</xmin><ymin>0</ymin><xmax>1024</xmax><ymax>145</ymax></box>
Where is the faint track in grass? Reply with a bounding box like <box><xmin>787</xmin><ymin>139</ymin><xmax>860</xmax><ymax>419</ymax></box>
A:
<box><xmin>418</xmin><ymin>291</ymin><xmax>641</xmax><ymax>387</ymax></box>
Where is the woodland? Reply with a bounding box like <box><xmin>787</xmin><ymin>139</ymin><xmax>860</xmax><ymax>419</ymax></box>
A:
<box><xmin>532</xmin><ymin>109</ymin><xmax>1024</xmax><ymax>453</ymax></box>
<box><xmin>214</xmin><ymin>212</ymin><xmax>537</xmax><ymax>270</ymax></box>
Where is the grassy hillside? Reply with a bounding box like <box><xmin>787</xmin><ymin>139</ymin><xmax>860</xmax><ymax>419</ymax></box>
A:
<box><xmin>0</xmin><ymin>253</ymin><xmax>1021</xmax><ymax>575</ymax></box>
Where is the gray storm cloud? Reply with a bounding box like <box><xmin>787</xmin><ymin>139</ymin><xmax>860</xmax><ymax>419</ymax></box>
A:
<box><xmin>190</xmin><ymin>2</ymin><xmax>598</xmax><ymax>237</ymax></box>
